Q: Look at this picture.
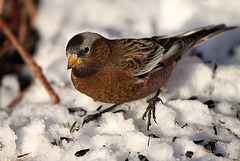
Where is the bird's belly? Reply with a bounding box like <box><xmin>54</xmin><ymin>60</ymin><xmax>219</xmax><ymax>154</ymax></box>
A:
<box><xmin>71</xmin><ymin>69</ymin><xmax>171</xmax><ymax>103</ymax></box>
<box><xmin>71</xmin><ymin>71</ymin><xmax>150</xmax><ymax>103</ymax></box>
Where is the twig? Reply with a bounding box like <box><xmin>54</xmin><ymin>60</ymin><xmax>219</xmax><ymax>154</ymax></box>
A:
<box><xmin>8</xmin><ymin>79</ymin><xmax>35</xmax><ymax>108</ymax></box>
<box><xmin>0</xmin><ymin>18</ymin><xmax>60</xmax><ymax>104</ymax></box>
<box><xmin>0</xmin><ymin>40</ymin><xmax>12</xmax><ymax>57</ymax></box>
<box><xmin>0</xmin><ymin>0</ymin><xmax>4</xmax><ymax>15</ymax></box>
<box><xmin>11</xmin><ymin>0</ymin><xmax>19</xmax><ymax>33</ymax></box>
<box><xmin>22</xmin><ymin>0</ymin><xmax>37</xmax><ymax>27</ymax></box>
<box><xmin>19</xmin><ymin>6</ymin><xmax>27</xmax><ymax>43</ymax></box>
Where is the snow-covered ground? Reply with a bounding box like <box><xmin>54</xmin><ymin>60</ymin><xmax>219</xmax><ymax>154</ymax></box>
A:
<box><xmin>1</xmin><ymin>0</ymin><xmax>240</xmax><ymax>160</ymax></box>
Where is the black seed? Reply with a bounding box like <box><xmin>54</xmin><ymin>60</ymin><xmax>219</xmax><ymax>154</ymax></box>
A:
<box><xmin>172</xmin><ymin>136</ymin><xmax>178</xmax><ymax>142</ymax></box>
<box><xmin>203</xmin><ymin>100</ymin><xmax>215</xmax><ymax>108</ymax></box>
<box><xmin>51</xmin><ymin>139</ymin><xmax>59</xmax><ymax>146</ymax></box>
<box><xmin>185</xmin><ymin>151</ymin><xmax>194</xmax><ymax>158</ymax></box>
<box><xmin>236</xmin><ymin>110</ymin><xmax>240</xmax><ymax>119</ymax></box>
<box><xmin>148</xmin><ymin>134</ymin><xmax>159</xmax><ymax>138</ymax></box>
<box><xmin>113</xmin><ymin>110</ymin><xmax>126</xmax><ymax>114</ymax></box>
<box><xmin>96</xmin><ymin>105</ymin><xmax>103</xmax><ymax>111</ymax></box>
<box><xmin>75</xmin><ymin>149</ymin><xmax>90</xmax><ymax>157</ymax></box>
<box><xmin>70</xmin><ymin>121</ymin><xmax>80</xmax><ymax>133</ymax></box>
<box><xmin>213</xmin><ymin>62</ymin><xmax>218</xmax><ymax>73</ymax></box>
<box><xmin>138</xmin><ymin>154</ymin><xmax>149</xmax><ymax>161</ymax></box>
<box><xmin>182</xmin><ymin>123</ymin><xmax>188</xmax><ymax>128</ymax></box>
<box><xmin>17</xmin><ymin>152</ymin><xmax>31</xmax><ymax>158</ymax></box>
<box><xmin>215</xmin><ymin>153</ymin><xmax>224</xmax><ymax>157</ymax></box>
<box><xmin>188</xmin><ymin>96</ymin><xmax>198</xmax><ymax>100</ymax></box>
<box><xmin>193</xmin><ymin>140</ymin><xmax>204</xmax><ymax>144</ymax></box>
<box><xmin>213</xmin><ymin>125</ymin><xmax>217</xmax><ymax>135</ymax></box>
<box><xmin>60</xmin><ymin>137</ymin><xmax>73</xmax><ymax>143</ymax></box>
<box><xmin>68</xmin><ymin>107</ymin><xmax>87</xmax><ymax>117</ymax></box>
<box><xmin>218</xmin><ymin>120</ymin><xmax>225</xmax><ymax>124</ymax></box>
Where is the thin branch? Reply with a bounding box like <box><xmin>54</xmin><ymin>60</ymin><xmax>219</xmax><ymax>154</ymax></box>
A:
<box><xmin>0</xmin><ymin>0</ymin><xmax>4</xmax><ymax>15</ymax></box>
<box><xmin>0</xmin><ymin>40</ymin><xmax>12</xmax><ymax>58</ymax></box>
<box><xmin>8</xmin><ymin>79</ymin><xmax>35</xmax><ymax>108</ymax></box>
<box><xmin>19</xmin><ymin>6</ymin><xmax>27</xmax><ymax>43</ymax></box>
<box><xmin>0</xmin><ymin>18</ymin><xmax>60</xmax><ymax>104</ymax></box>
<box><xmin>11</xmin><ymin>0</ymin><xmax>19</xmax><ymax>33</ymax></box>
<box><xmin>22</xmin><ymin>0</ymin><xmax>37</xmax><ymax>27</ymax></box>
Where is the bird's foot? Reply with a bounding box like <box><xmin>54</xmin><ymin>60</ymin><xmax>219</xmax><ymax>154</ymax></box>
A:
<box><xmin>82</xmin><ymin>103</ymin><xmax>122</xmax><ymax>126</ymax></box>
<box><xmin>142</xmin><ymin>89</ymin><xmax>163</xmax><ymax>130</ymax></box>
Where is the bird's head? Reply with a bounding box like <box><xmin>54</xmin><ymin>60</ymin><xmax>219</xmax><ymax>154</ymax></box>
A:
<box><xmin>66</xmin><ymin>32</ymin><xmax>111</xmax><ymax>77</ymax></box>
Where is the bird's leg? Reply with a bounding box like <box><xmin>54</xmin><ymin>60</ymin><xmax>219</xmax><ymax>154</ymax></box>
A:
<box><xmin>142</xmin><ymin>89</ymin><xmax>163</xmax><ymax>130</ymax></box>
<box><xmin>82</xmin><ymin>103</ymin><xmax>122</xmax><ymax>126</ymax></box>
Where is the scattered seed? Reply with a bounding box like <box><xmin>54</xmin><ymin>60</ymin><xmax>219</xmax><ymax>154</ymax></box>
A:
<box><xmin>68</xmin><ymin>107</ymin><xmax>87</xmax><ymax>117</ymax></box>
<box><xmin>218</xmin><ymin>120</ymin><xmax>225</xmax><ymax>124</ymax></box>
<box><xmin>113</xmin><ymin>109</ymin><xmax>126</xmax><ymax>114</ymax></box>
<box><xmin>213</xmin><ymin>124</ymin><xmax>217</xmax><ymax>135</ymax></box>
<box><xmin>182</xmin><ymin>123</ymin><xmax>188</xmax><ymax>129</ymax></box>
<box><xmin>212</xmin><ymin>62</ymin><xmax>218</xmax><ymax>76</ymax></box>
<box><xmin>185</xmin><ymin>151</ymin><xmax>194</xmax><ymax>158</ymax></box>
<box><xmin>60</xmin><ymin>137</ymin><xmax>73</xmax><ymax>143</ymax></box>
<box><xmin>51</xmin><ymin>139</ymin><xmax>60</xmax><ymax>146</ymax></box>
<box><xmin>17</xmin><ymin>152</ymin><xmax>31</xmax><ymax>158</ymax></box>
<box><xmin>148</xmin><ymin>134</ymin><xmax>159</xmax><ymax>146</ymax></box>
<box><xmin>138</xmin><ymin>154</ymin><xmax>149</xmax><ymax>161</ymax></box>
<box><xmin>96</xmin><ymin>105</ymin><xmax>103</xmax><ymax>111</ymax></box>
<box><xmin>172</xmin><ymin>136</ymin><xmax>178</xmax><ymax>142</ymax></box>
<box><xmin>203</xmin><ymin>100</ymin><xmax>215</xmax><ymax>108</ymax></box>
<box><xmin>70</xmin><ymin>121</ymin><xmax>80</xmax><ymax>133</ymax></box>
<box><xmin>75</xmin><ymin>149</ymin><xmax>90</xmax><ymax>157</ymax></box>
<box><xmin>215</xmin><ymin>153</ymin><xmax>224</xmax><ymax>157</ymax></box>
<box><xmin>148</xmin><ymin>134</ymin><xmax>159</xmax><ymax>138</ymax></box>
<box><xmin>188</xmin><ymin>96</ymin><xmax>198</xmax><ymax>100</ymax></box>
<box><xmin>193</xmin><ymin>140</ymin><xmax>204</xmax><ymax>144</ymax></box>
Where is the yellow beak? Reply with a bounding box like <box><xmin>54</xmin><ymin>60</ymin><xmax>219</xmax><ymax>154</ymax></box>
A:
<box><xmin>67</xmin><ymin>54</ymin><xmax>82</xmax><ymax>69</ymax></box>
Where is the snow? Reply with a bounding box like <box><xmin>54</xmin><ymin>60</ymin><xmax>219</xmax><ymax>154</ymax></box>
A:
<box><xmin>1</xmin><ymin>0</ymin><xmax>240</xmax><ymax>160</ymax></box>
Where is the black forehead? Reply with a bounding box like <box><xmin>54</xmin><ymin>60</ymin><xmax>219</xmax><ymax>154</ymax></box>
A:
<box><xmin>66</xmin><ymin>34</ymin><xmax>84</xmax><ymax>51</ymax></box>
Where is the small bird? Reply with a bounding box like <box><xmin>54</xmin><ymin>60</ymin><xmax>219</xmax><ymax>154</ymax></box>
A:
<box><xmin>66</xmin><ymin>24</ymin><xmax>236</xmax><ymax>129</ymax></box>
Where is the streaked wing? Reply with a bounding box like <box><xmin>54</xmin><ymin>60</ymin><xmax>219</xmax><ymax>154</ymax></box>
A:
<box><xmin>118</xmin><ymin>39</ymin><xmax>164</xmax><ymax>77</ymax></box>
<box><xmin>118</xmin><ymin>24</ymin><xmax>235</xmax><ymax>79</ymax></box>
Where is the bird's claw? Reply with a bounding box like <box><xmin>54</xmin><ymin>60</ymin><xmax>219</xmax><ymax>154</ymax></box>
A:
<box><xmin>142</xmin><ymin>89</ymin><xmax>163</xmax><ymax>130</ymax></box>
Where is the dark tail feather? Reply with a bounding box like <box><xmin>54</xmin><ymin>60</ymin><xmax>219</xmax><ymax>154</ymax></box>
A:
<box><xmin>185</xmin><ymin>24</ymin><xmax>237</xmax><ymax>46</ymax></box>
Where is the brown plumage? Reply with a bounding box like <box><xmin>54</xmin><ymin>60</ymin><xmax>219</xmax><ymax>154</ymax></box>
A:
<box><xmin>66</xmin><ymin>24</ymin><xmax>236</xmax><ymax>104</ymax></box>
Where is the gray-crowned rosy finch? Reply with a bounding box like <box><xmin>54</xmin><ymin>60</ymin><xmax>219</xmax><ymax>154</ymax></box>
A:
<box><xmin>66</xmin><ymin>24</ymin><xmax>236</xmax><ymax>130</ymax></box>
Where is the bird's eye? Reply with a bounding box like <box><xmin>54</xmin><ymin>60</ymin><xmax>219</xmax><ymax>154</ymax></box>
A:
<box><xmin>83</xmin><ymin>47</ymin><xmax>90</xmax><ymax>54</ymax></box>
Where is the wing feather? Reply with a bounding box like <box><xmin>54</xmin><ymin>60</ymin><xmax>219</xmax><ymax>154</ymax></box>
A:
<box><xmin>119</xmin><ymin>39</ymin><xmax>164</xmax><ymax>77</ymax></box>
<box><xmin>118</xmin><ymin>25</ymin><xmax>236</xmax><ymax>79</ymax></box>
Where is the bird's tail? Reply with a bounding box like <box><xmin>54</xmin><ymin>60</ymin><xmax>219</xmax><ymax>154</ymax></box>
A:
<box><xmin>181</xmin><ymin>24</ymin><xmax>237</xmax><ymax>46</ymax></box>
